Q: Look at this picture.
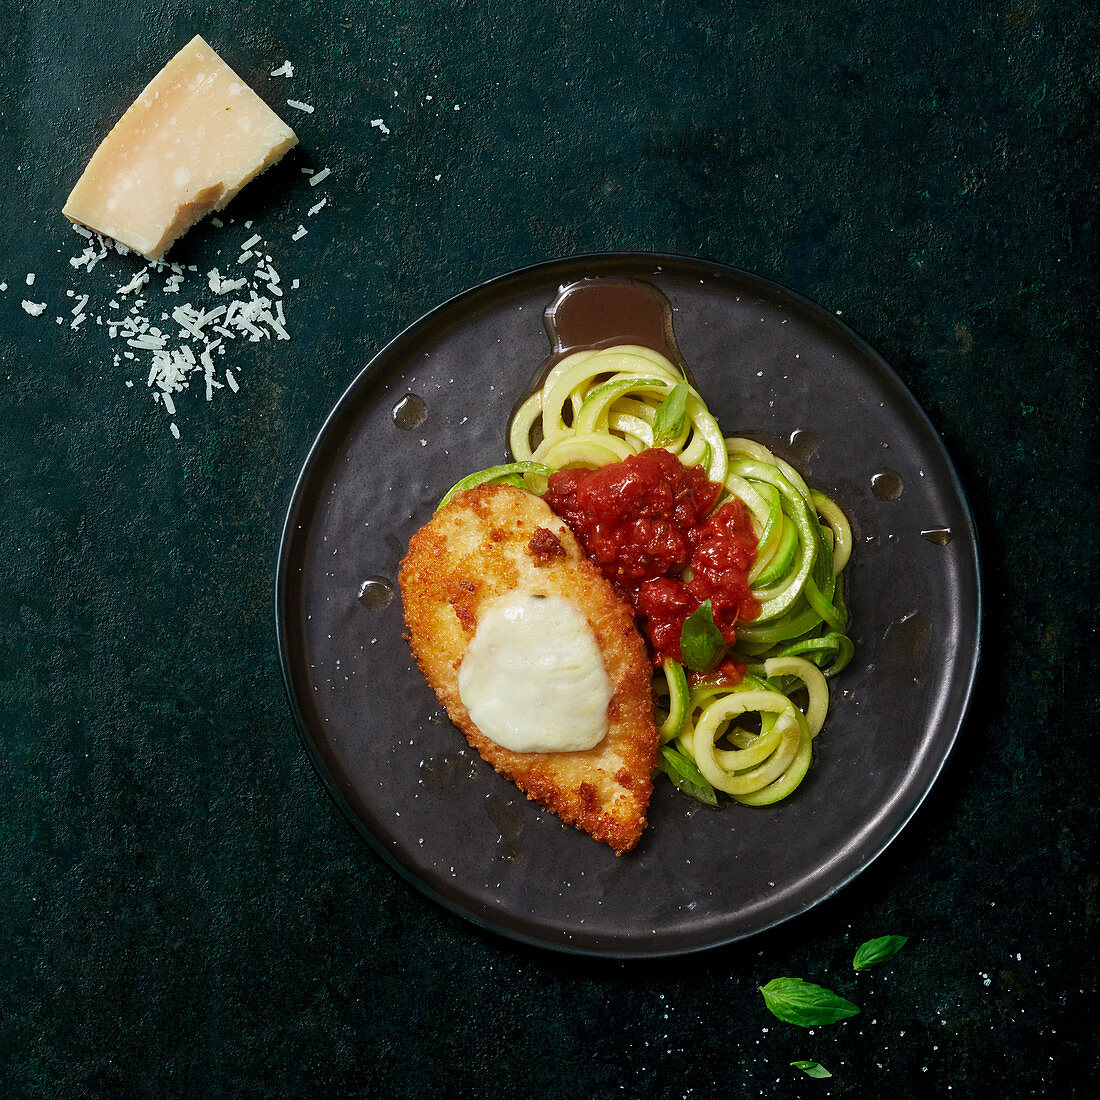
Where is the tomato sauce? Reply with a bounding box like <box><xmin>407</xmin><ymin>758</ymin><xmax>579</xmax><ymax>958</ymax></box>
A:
<box><xmin>544</xmin><ymin>448</ymin><xmax>759</xmax><ymax>667</ymax></box>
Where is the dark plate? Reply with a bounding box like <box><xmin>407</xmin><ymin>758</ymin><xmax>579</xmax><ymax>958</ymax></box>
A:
<box><xmin>275</xmin><ymin>253</ymin><xmax>981</xmax><ymax>958</ymax></box>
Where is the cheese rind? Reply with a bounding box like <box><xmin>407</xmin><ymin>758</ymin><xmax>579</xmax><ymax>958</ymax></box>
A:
<box><xmin>63</xmin><ymin>36</ymin><xmax>298</xmax><ymax>260</ymax></box>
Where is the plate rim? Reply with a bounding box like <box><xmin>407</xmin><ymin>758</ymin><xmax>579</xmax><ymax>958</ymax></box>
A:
<box><xmin>274</xmin><ymin>249</ymin><xmax>984</xmax><ymax>959</ymax></box>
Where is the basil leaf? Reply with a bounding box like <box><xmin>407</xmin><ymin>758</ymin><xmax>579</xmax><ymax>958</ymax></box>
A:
<box><xmin>853</xmin><ymin>935</ymin><xmax>908</xmax><ymax>971</ymax></box>
<box><xmin>791</xmin><ymin>1061</ymin><xmax>832</xmax><ymax>1079</ymax></box>
<box><xmin>759</xmin><ymin>977</ymin><xmax>860</xmax><ymax>1027</ymax></box>
<box><xmin>680</xmin><ymin>599</ymin><xmax>725</xmax><ymax>673</ymax></box>
<box><xmin>657</xmin><ymin>745</ymin><xmax>719</xmax><ymax>806</ymax></box>
<box><xmin>651</xmin><ymin>381</ymin><xmax>690</xmax><ymax>447</ymax></box>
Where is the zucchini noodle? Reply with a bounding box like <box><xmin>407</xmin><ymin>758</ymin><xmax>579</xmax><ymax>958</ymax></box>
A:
<box><xmin>441</xmin><ymin>344</ymin><xmax>854</xmax><ymax>808</ymax></box>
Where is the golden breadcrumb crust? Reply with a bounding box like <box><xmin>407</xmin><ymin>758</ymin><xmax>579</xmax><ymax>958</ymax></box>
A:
<box><xmin>398</xmin><ymin>484</ymin><xmax>658</xmax><ymax>854</ymax></box>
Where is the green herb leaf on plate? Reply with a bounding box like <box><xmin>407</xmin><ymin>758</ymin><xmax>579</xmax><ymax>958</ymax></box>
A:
<box><xmin>651</xmin><ymin>381</ymin><xmax>690</xmax><ymax>447</ymax></box>
<box><xmin>791</xmin><ymin>1061</ymin><xmax>832</xmax><ymax>1079</ymax></box>
<box><xmin>853</xmin><ymin>935</ymin><xmax>908</xmax><ymax>971</ymax></box>
<box><xmin>680</xmin><ymin>599</ymin><xmax>726</xmax><ymax>673</ymax></box>
<box><xmin>759</xmin><ymin>977</ymin><xmax>860</xmax><ymax>1027</ymax></box>
<box><xmin>657</xmin><ymin>744</ymin><xmax>719</xmax><ymax>806</ymax></box>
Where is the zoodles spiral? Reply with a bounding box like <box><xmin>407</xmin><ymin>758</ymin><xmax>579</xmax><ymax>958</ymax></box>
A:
<box><xmin>441</xmin><ymin>344</ymin><xmax>854</xmax><ymax>807</ymax></box>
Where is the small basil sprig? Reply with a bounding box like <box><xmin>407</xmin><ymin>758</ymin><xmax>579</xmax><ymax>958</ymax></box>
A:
<box><xmin>853</xmin><ymin>935</ymin><xmax>908</xmax><ymax>971</ymax></box>
<box><xmin>759</xmin><ymin>977</ymin><xmax>860</xmax><ymax>1027</ymax></box>
<box><xmin>651</xmin><ymin>381</ymin><xmax>690</xmax><ymax>447</ymax></box>
<box><xmin>791</xmin><ymin>1061</ymin><xmax>832</xmax><ymax>1079</ymax></box>
<box><xmin>679</xmin><ymin>600</ymin><xmax>725</xmax><ymax>673</ymax></box>
<box><xmin>657</xmin><ymin>744</ymin><xmax>718</xmax><ymax>806</ymax></box>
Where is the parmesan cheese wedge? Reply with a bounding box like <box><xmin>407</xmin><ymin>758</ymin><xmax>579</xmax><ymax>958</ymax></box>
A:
<box><xmin>63</xmin><ymin>36</ymin><xmax>298</xmax><ymax>261</ymax></box>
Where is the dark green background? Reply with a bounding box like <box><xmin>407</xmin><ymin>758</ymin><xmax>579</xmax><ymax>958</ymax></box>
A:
<box><xmin>2</xmin><ymin>0</ymin><xmax>1096</xmax><ymax>1095</ymax></box>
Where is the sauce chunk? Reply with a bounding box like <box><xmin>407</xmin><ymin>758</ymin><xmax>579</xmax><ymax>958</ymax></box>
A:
<box><xmin>545</xmin><ymin>448</ymin><xmax>759</xmax><ymax>667</ymax></box>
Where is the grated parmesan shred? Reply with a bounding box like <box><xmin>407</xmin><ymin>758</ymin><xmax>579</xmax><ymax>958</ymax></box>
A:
<box><xmin>51</xmin><ymin>220</ymin><xmax>307</xmax><ymax>438</ymax></box>
<box><xmin>14</xmin><ymin>136</ymin><xmax>332</xmax><ymax>440</ymax></box>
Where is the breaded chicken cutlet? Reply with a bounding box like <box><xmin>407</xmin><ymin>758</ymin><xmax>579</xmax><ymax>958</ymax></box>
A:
<box><xmin>398</xmin><ymin>484</ymin><xmax>658</xmax><ymax>854</ymax></box>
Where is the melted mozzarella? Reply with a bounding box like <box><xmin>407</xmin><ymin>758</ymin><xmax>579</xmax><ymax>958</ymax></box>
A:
<box><xmin>457</xmin><ymin>591</ymin><xmax>613</xmax><ymax>753</ymax></box>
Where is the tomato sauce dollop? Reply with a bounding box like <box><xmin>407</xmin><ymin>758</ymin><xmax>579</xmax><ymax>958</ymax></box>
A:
<box><xmin>544</xmin><ymin>448</ymin><xmax>760</xmax><ymax>668</ymax></box>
